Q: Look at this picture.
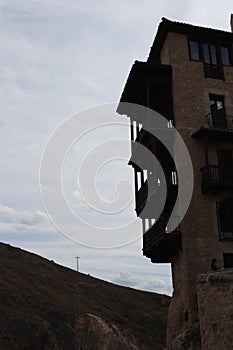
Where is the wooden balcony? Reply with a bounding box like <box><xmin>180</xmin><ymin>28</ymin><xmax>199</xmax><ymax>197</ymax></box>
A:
<box><xmin>201</xmin><ymin>165</ymin><xmax>233</xmax><ymax>193</ymax></box>
<box><xmin>129</xmin><ymin>128</ymin><xmax>175</xmax><ymax>172</ymax></box>
<box><xmin>203</xmin><ymin>63</ymin><xmax>224</xmax><ymax>80</ymax></box>
<box><xmin>192</xmin><ymin>114</ymin><xmax>233</xmax><ymax>142</ymax></box>
<box><xmin>136</xmin><ymin>180</ymin><xmax>148</xmax><ymax>214</ymax></box>
<box><xmin>219</xmin><ymin>231</ymin><xmax>233</xmax><ymax>241</ymax></box>
<box><xmin>143</xmin><ymin>216</ymin><xmax>182</xmax><ymax>263</ymax></box>
<box><xmin>135</xmin><ymin>179</ymin><xmax>178</xmax><ymax>217</ymax></box>
<box><xmin>206</xmin><ymin>113</ymin><xmax>233</xmax><ymax>130</ymax></box>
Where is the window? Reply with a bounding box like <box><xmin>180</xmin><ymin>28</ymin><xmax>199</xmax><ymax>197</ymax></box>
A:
<box><xmin>209</xmin><ymin>94</ymin><xmax>226</xmax><ymax>128</ymax></box>
<box><xmin>189</xmin><ymin>40</ymin><xmax>200</xmax><ymax>60</ymax></box>
<box><xmin>223</xmin><ymin>253</ymin><xmax>233</xmax><ymax>268</ymax></box>
<box><xmin>145</xmin><ymin>219</ymin><xmax>150</xmax><ymax>232</ymax></box>
<box><xmin>203</xmin><ymin>44</ymin><xmax>210</xmax><ymax>63</ymax></box>
<box><xmin>188</xmin><ymin>38</ymin><xmax>231</xmax><ymax>78</ymax></box>
<box><xmin>217</xmin><ymin>199</ymin><xmax>233</xmax><ymax>240</ymax></box>
<box><xmin>137</xmin><ymin>172</ymin><xmax>142</xmax><ymax>190</ymax></box>
<box><xmin>203</xmin><ymin>43</ymin><xmax>218</xmax><ymax>65</ymax></box>
<box><xmin>203</xmin><ymin>43</ymin><xmax>224</xmax><ymax>79</ymax></box>
<box><xmin>220</xmin><ymin>46</ymin><xmax>230</xmax><ymax>65</ymax></box>
<box><xmin>171</xmin><ymin>171</ymin><xmax>178</xmax><ymax>185</ymax></box>
<box><xmin>143</xmin><ymin>169</ymin><xmax>148</xmax><ymax>182</ymax></box>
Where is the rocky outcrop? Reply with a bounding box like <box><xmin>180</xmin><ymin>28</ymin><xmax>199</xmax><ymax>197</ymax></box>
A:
<box><xmin>76</xmin><ymin>313</ymin><xmax>140</xmax><ymax>349</ymax></box>
<box><xmin>165</xmin><ymin>322</ymin><xmax>201</xmax><ymax>350</ymax></box>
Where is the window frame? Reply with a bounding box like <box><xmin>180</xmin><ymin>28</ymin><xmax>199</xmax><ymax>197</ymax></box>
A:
<box><xmin>188</xmin><ymin>39</ymin><xmax>201</xmax><ymax>61</ymax></box>
<box><xmin>187</xmin><ymin>37</ymin><xmax>233</xmax><ymax>79</ymax></box>
<box><xmin>202</xmin><ymin>42</ymin><xmax>219</xmax><ymax>66</ymax></box>
<box><xmin>220</xmin><ymin>45</ymin><xmax>231</xmax><ymax>66</ymax></box>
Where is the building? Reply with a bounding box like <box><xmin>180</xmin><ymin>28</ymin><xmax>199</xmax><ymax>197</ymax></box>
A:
<box><xmin>117</xmin><ymin>16</ymin><xmax>233</xmax><ymax>345</ymax></box>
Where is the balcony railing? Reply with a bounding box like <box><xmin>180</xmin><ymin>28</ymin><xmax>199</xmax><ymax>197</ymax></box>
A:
<box><xmin>203</xmin><ymin>63</ymin><xmax>224</xmax><ymax>80</ymax></box>
<box><xmin>143</xmin><ymin>215</ymin><xmax>182</xmax><ymax>263</ymax></box>
<box><xmin>201</xmin><ymin>165</ymin><xmax>233</xmax><ymax>192</ymax></box>
<box><xmin>137</xmin><ymin>180</ymin><xmax>148</xmax><ymax>211</ymax></box>
<box><xmin>143</xmin><ymin>215</ymin><xmax>181</xmax><ymax>245</ymax></box>
<box><xmin>136</xmin><ymin>179</ymin><xmax>178</xmax><ymax>217</ymax></box>
<box><xmin>219</xmin><ymin>231</ymin><xmax>233</xmax><ymax>240</ymax></box>
<box><xmin>206</xmin><ymin>113</ymin><xmax>233</xmax><ymax>130</ymax></box>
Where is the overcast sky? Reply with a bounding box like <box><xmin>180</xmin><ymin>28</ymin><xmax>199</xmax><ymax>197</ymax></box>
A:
<box><xmin>1</xmin><ymin>1</ymin><xmax>233</xmax><ymax>296</ymax></box>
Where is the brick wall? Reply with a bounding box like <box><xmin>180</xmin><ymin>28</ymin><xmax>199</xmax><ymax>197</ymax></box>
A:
<box><xmin>157</xmin><ymin>31</ymin><xmax>233</xmax><ymax>342</ymax></box>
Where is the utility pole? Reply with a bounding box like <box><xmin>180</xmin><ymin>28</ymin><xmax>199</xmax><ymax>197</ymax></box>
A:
<box><xmin>75</xmin><ymin>256</ymin><xmax>80</xmax><ymax>272</ymax></box>
<box><xmin>75</xmin><ymin>256</ymin><xmax>82</xmax><ymax>350</ymax></box>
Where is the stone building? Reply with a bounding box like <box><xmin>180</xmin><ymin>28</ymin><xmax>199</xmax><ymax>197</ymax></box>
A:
<box><xmin>117</xmin><ymin>16</ymin><xmax>233</xmax><ymax>348</ymax></box>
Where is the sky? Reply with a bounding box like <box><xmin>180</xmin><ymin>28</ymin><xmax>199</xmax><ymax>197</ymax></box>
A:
<box><xmin>1</xmin><ymin>0</ymin><xmax>233</xmax><ymax>296</ymax></box>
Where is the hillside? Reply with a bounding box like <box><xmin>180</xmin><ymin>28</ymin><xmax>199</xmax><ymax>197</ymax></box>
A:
<box><xmin>0</xmin><ymin>242</ymin><xmax>170</xmax><ymax>349</ymax></box>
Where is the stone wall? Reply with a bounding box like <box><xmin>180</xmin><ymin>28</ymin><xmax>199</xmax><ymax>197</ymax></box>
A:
<box><xmin>197</xmin><ymin>269</ymin><xmax>233</xmax><ymax>350</ymax></box>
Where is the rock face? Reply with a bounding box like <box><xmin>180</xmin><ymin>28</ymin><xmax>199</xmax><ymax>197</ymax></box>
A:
<box><xmin>0</xmin><ymin>242</ymin><xmax>170</xmax><ymax>349</ymax></box>
<box><xmin>76</xmin><ymin>313</ymin><xmax>140</xmax><ymax>349</ymax></box>
<box><xmin>197</xmin><ymin>269</ymin><xmax>233</xmax><ymax>350</ymax></box>
<box><xmin>164</xmin><ymin>322</ymin><xmax>201</xmax><ymax>350</ymax></box>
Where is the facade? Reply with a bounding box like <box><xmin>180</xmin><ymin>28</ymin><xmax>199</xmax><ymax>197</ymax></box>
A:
<box><xmin>117</xmin><ymin>16</ymin><xmax>233</xmax><ymax>344</ymax></box>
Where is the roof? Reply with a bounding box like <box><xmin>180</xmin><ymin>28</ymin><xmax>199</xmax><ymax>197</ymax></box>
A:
<box><xmin>192</xmin><ymin>127</ymin><xmax>233</xmax><ymax>142</ymax></box>
<box><xmin>148</xmin><ymin>17</ymin><xmax>233</xmax><ymax>62</ymax></box>
<box><xmin>117</xmin><ymin>61</ymin><xmax>171</xmax><ymax>115</ymax></box>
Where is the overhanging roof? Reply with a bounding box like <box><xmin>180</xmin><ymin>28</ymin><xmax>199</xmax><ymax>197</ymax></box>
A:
<box><xmin>117</xmin><ymin>61</ymin><xmax>171</xmax><ymax>115</ymax></box>
<box><xmin>148</xmin><ymin>17</ymin><xmax>233</xmax><ymax>62</ymax></box>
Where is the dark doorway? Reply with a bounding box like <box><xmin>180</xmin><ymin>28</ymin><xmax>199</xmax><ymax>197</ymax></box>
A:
<box><xmin>218</xmin><ymin>199</ymin><xmax>233</xmax><ymax>240</ymax></box>
<box><xmin>223</xmin><ymin>253</ymin><xmax>233</xmax><ymax>268</ymax></box>
<box><xmin>217</xmin><ymin>149</ymin><xmax>233</xmax><ymax>183</ymax></box>
<box><xmin>209</xmin><ymin>95</ymin><xmax>226</xmax><ymax>128</ymax></box>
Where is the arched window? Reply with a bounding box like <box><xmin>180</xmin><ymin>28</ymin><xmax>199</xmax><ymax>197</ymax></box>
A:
<box><xmin>218</xmin><ymin>198</ymin><xmax>233</xmax><ymax>240</ymax></box>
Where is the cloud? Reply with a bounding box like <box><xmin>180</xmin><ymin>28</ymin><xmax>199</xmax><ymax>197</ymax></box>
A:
<box><xmin>0</xmin><ymin>204</ymin><xmax>52</xmax><ymax>232</ymax></box>
<box><xmin>114</xmin><ymin>270</ymin><xmax>173</xmax><ymax>295</ymax></box>
<box><xmin>114</xmin><ymin>271</ymin><xmax>141</xmax><ymax>287</ymax></box>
